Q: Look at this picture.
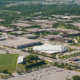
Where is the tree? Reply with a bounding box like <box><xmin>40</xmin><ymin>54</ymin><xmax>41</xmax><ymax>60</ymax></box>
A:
<box><xmin>8</xmin><ymin>72</ymin><xmax>12</xmax><ymax>76</ymax></box>
<box><xmin>1</xmin><ymin>75</ymin><xmax>4</xmax><ymax>79</ymax></box>
<box><xmin>72</xmin><ymin>75</ymin><xmax>80</xmax><ymax>80</ymax></box>
<box><xmin>54</xmin><ymin>62</ymin><xmax>58</xmax><ymax>66</ymax></box>
<box><xmin>25</xmin><ymin>57</ymin><xmax>31</xmax><ymax>64</ymax></box>
<box><xmin>67</xmin><ymin>67</ymin><xmax>72</xmax><ymax>70</ymax></box>
<box><xmin>2</xmin><ymin>70</ymin><xmax>8</xmax><ymax>74</ymax></box>
<box><xmin>17</xmin><ymin>71</ymin><xmax>22</xmax><ymax>74</ymax></box>
<box><xmin>61</xmin><ymin>63</ymin><xmax>64</xmax><ymax>66</ymax></box>
<box><xmin>34</xmin><ymin>55</ymin><xmax>39</xmax><ymax>63</ymax></box>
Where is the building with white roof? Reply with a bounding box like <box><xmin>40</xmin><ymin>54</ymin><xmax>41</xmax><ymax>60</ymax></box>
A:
<box><xmin>33</xmin><ymin>44</ymin><xmax>67</xmax><ymax>54</ymax></box>
<box><xmin>17</xmin><ymin>55</ymin><xmax>24</xmax><ymax>64</ymax></box>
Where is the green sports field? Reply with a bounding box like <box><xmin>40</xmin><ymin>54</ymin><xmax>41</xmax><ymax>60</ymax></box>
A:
<box><xmin>0</xmin><ymin>54</ymin><xmax>19</xmax><ymax>69</ymax></box>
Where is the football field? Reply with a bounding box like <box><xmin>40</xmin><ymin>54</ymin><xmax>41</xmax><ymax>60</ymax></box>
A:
<box><xmin>0</xmin><ymin>54</ymin><xmax>19</xmax><ymax>69</ymax></box>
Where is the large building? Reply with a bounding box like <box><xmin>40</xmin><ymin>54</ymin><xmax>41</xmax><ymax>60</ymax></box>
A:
<box><xmin>33</xmin><ymin>44</ymin><xmax>67</xmax><ymax>54</ymax></box>
<box><xmin>11</xmin><ymin>23</ymin><xmax>32</xmax><ymax>28</ymax></box>
<box><xmin>26</xmin><ymin>28</ymin><xmax>46</xmax><ymax>33</ymax></box>
<box><xmin>1</xmin><ymin>37</ymin><xmax>41</xmax><ymax>49</ymax></box>
<box><xmin>41</xmin><ymin>35</ymin><xmax>73</xmax><ymax>43</ymax></box>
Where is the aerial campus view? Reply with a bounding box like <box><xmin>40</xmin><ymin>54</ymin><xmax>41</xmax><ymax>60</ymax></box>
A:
<box><xmin>1</xmin><ymin>0</ymin><xmax>80</xmax><ymax>80</ymax></box>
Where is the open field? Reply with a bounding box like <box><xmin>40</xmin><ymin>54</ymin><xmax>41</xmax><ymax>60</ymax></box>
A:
<box><xmin>0</xmin><ymin>54</ymin><xmax>19</xmax><ymax>70</ymax></box>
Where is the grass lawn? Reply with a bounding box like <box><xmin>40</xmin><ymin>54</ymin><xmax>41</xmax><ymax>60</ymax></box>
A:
<box><xmin>0</xmin><ymin>54</ymin><xmax>19</xmax><ymax>70</ymax></box>
<box><xmin>57</xmin><ymin>25</ymin><xmax>66</xmax><ymax>29</ymax></box>
<box><xmin>68</xmin><ymin>47</ymin><xmax>76</xmax><ymax>52</ymax></box>
<box><xmin>70</xmin><ymin>43</ymin><xmax>80</xmax><ymax>47</ymax></box>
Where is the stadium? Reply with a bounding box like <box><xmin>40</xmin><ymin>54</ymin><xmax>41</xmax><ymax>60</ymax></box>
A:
<box><xmin>33</xmin><ymin>44</ymin><xmax>67</xmax><ymax>54</ymax></box>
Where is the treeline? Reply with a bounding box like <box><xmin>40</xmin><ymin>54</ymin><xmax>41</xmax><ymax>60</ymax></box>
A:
<box><xmin>25</xmin><ymin>60</ymin><xmax>45</xmax><ymax>68</ymax></box>
<box><xmin>0</xmin><ymin>0</ymin><xmax>46</xmax><ymax>1</ymax></box>
<box><xmin>3</xmin><ymin>3</ymin><xmax>80</xmax><ymax>17</ymax></box>
<box><xmin>0</xmin><ymin>1</ymin><xmax>10</xmax><ymax>5</ymax></box>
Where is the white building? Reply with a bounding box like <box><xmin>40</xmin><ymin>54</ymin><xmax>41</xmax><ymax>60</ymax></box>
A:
<box><xmin>17</xmin><ymin>55</ymin><xmax>24</xmax><ymax>64</ymax></box>
<box><xmin>33</xmin><ymin>44</ymin><xmax>67</xmax><ymax>54</ymax></box>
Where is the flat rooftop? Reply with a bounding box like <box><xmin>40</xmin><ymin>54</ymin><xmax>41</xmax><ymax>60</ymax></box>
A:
<box><xmin>43</xmin><ymin>35</ymin><xmax>60</xmax><ymax>39</ymax></box>
<box><xmin>0</xmin><ymin>26</ymin><xmax>9</xmax><ymax>30</ymax></box>
<box><xmin>12</xmin><ymin>31</ymin><xmax>23</xmax><ymax>34</ymax></box>
<box><xmin>2</xmin><ymin>37</ymin><xmax>40</xmax><ymax>46</ymax></box>
<box><xmin>22</xmin><ymin>34</ymin><xmax>37</xmax><ymax>37</ymax></box>
<box><xmin>26</xmin><ymin>28</ymin><xmax>46</xmax><ymax>32</ymax></box>
<box><xmin>33</xmin><ymin>20</ymin><xmax>57</xmax><ymax>23</ymax></box>
<box><xmin>11</xmin><ymin>23</ymin><xmax>31</xmax><ymax>27</ymax></box>
<box><xmin>70</xmin><ymin>23</ymin><xmax>80</xmax><ymax>27</ymax></box>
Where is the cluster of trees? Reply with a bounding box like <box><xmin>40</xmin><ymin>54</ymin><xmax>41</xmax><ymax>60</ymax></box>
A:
<box><xmin>25</xmin><ymin>54</ymin><xmax>39</xmax><ymax>63</ymax></box>
<box><xmin>62</xmin><ymin>24</ymin><xmax>79</xmax><ymax>30</ymax></box>
<box><xmin>0</xmin><ymin>1</ymin><xmax>10</xmax><ymax>5</ymax></box>
<box><xmin>0</xmin><ymin>2</ymin><xmax>80</xmax><ymax>30</ymax></box>
<box><xmin>1</xmin><ymin>0</ymin><xmax>46</xmax><ymax>1</ymax></box>
<box><xmin>54</xmin><ymin>61</ymin><xmax>80</xmax><ymax>71</ymax></box>
<box><xmin>0</xmin><ymin>70</ymin><xmax>12</xmax><ymax>79</ymax></box>
<box><xmin>54</xmin><ymin>62</ymin><xmax>65</xmax><ymax>68</ymax></box>
<box><xmin>21</xmin><ymin>25</ymin><xmax>41</xmax><ymax>31</ymax></box>
<box><xmin>52</xmin><ymin>23</ymin><xmax>79</xmax><ymax>30</ymax></box>
<box><xmin>3</xmin><ymin>3</ymin><xmax>80</xmax><ymax>17</ymax></box>
<box><xmin>34</xmin><ymin>31</ymin><xmax>60</xmax><ymax>36</ymax></box>
<box><xmin>8</xmin><ymin>32</ymin><xmax>25</xmax><ymax>35</ymax></box>
<box><xmin>59</xmin><ymin>52</ymin><xmax>80</xmax><ymax>59</ymax></box>
<box><xmin>67</xmin><ymin>75</ymin><xmax>80</xmax><ymax>80</ymax></box>
<box><xmin>68</xmin><ymin>47</ymin><xmax>76</xmax><ymax>52</ymax></box>
<box><xmin>25</xmin><ymin>60</ymin><xmax>45</xmax><ymax>68</ymax></box>
<box><xmin>24</xmin><ymin>54</ymin><xmax>45</xmax><ymax>69</ymax></box>
<box><xmin>51</xmin><ymin>52</ymin><xmax>59</xmax><ymax>59</ymax></box>
<box><xmin>52</xmin><ymin>23</ymin><xmax>59</xmax><ymax>28</ymax></box>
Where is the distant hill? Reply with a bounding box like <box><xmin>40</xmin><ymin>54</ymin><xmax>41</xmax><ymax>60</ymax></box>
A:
<box><xmin>0</xmin><ymin>0</ymin><xmax>80</xmax><ymax>3</ymax></box>
<box><xmin>0</xmin><ymin>0</ymin><xmax>74</xmax><ymax>1</ymax></box>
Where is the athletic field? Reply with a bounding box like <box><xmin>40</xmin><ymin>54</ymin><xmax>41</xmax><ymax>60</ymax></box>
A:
<box><xmin>0</xmin><ymin>54</ymin><xmax>19</xmax><ymax>69</ymax></box>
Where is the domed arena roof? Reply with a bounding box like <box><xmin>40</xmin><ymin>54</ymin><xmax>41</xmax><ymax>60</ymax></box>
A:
<box><xmin>33</xmin><ymin>44</ymin><xmax>67</xmax><ymax>54</ymax></box>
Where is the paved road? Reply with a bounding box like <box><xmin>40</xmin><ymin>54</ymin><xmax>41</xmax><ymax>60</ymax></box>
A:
<box><xmin>4</xmin><ymin>47</ymin><xmax>58</xmax><ymax>63</ymax></box>
<box><xmin>3</xmin><ymin>43</ymin><xmax>80</xmax><ymax>64</ymax></box>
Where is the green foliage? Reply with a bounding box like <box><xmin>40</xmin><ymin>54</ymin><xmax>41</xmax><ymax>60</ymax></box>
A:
<box><xmin>17</xmin><ymin>71</ymin><xmax>22</xmax><ymax>74</ymax></box>
<box><xmin>0</xmin><ymin>1</ymin><xmax>10</xmax><ymax>5</ymax></box>
<box><xmin>9</xmin><ymin>32</ymin><xmax>18</xmax><ymax>35</ymax></box>
<box><xmin>25</xmin><ymin>54</ymin><xmax>39</xmax><ymax>64</ymax></box>
<box><xmin>60</xmin><ymin>63</ymin><xmax>64</xmax><ymax>66</ymax></box>
<box><xmin>25</xmin><ymin>58</ymin><xmax>31</xmax><ymax>63</ymax></box>
<box><xmin>57</xmin><ymin>64</ymin><xmax>64</xmax><ymax>68</ymax></box>
<box><xmin>72</xmin><ymin>75</ymin><xmax>80</xmax><ymax>80</ymax></box>
<box><xmin>68</xmin><ymin>47</ymin><xmax>75</xmax><ymax>52</ymax></box>
<box><xmin>67</xmin><ymin>67</ymin><xmax>73</xmax><ymax>70</ymax></box>
<box><xmin>54</xmin><ymin>62</ymin><xmax>58</xmax><ymax>66</ymax></box>
<box><xmin>28</xmin><ymin>25</ymin><xmax>41</xmax><ymax>29</ymax></box>
<box><xmin>0</xmin><ymin>54</ymin><xmax>19</xmax><ymax>69</ymax></box>
<box><xmin>3</xmin><ymin>3</ymin><xmax>80</xmax><ymax>17</ymax></box>
<box><xmin>52</xmin><ymin>23</ymin><xmax>59</xmax><ymax>28</ymax></box>
<box><xmin>25</xmin><ymin>60</ymin><xmax>45</xmax><ymax>69</ymax></box>
<box><xmin>2</xmin><ymin>70</ymin><xmax>8</xmax><ymax>73</ymax></box>
<box><xmin>51</xmin><ymin>52</ymin><xmax>59</xmax><ymax>59</ymax></box>
<box><xmin>68</xmin><ymin>75</ymin><xmax>80</xmax><ymax>80</ymax></box>
<box><xmin>53</xmin><ymin>23</ymin><xmax>79</xmax><ymax>30</ymax></box>
<box><xmin>59</xmin><ymin>52</ymin><xmax>80</xmax><ymax>59</ymax></box>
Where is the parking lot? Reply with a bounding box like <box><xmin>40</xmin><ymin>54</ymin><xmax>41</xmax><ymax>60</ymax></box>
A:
<box><xmin>7</xmin><ymin>66</ymin><xmax>80</xmax><ymax>80</ymax></box>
